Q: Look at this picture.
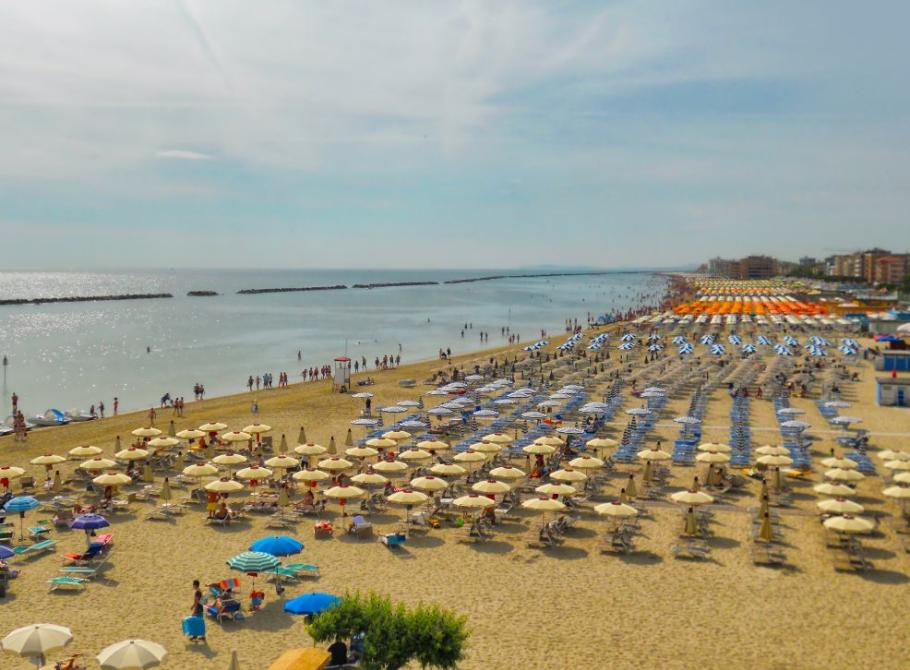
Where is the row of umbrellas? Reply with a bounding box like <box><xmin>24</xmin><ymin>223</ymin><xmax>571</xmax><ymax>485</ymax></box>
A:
<box><xmin>2</xmin><ymin>625</ymin><xmax>165</xmax><ymax>669</ymax></box>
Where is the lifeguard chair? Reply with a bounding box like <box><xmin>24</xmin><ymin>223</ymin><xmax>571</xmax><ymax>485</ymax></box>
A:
<box><xmin>332</xmin><ymin>357</ymin><xmax>352</xmax><ymax>393</ymax></box>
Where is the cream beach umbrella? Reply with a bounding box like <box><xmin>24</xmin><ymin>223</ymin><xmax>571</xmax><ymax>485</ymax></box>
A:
<box><xmin>410</xmin><ymin>476</ymin><xmax>449</xmax><ymax>492</ymax></box>
<box><xmin>535</xmin><ymin>482</ymin><xmax>578</xmax><ymax>497</ymax></box>
<box><xmin>265</xmin><ymin>455</ymin><xmax>299</xmax><ymax>471</ymax></box>
<box><xmin>756</xmin><ymin>454</ymin><xmax>793</xmax><ymax>467</ymax></box>
<box><xmin>235</xmin><ymin>465</ymin><xmax>273</xmax><ymax>481</ymax></box>
<box><xmin>243</xmin><ymin>423</ymin><xmax>272</xmax><ymax>435</ymax></box>
<box><xmin>817</xmin><ymin>498</ymin><xmax>864</xmax><ymax>515</ymax></box>
<box><xmin>568</xmin><ymin>455</ymin><xmax>604</xmax><ymax>470</ymax></box>
<box><xmin>636</xmin><ymin>448</ymin><xmax>670</xmax><ymax>461</ymax></box>
<box><xmin>176</xmin><ymin>429</ymin><xmax>205</xmax><ymax>441</ymax></box>
<box><xmin>594</xmin><ymin>501</ymin><xmax>638</xmax><ymax>518</ymax></box>
<box><xmin>2</xmin><ymin>623</ymin><xmax>72</xmax><ymax>666</ymax></box>
<box><xmin>697</xmin><ymin>442</ymin><xmax>732</xmax><ymax>453</ymax></box>
<box><xmin>371</xmin><ymin>460</ymin><xmax>409</xmax><ymax>475</ymax></box>
<box><xmin>522</xmin><ymin>497</ymin><xmax>566</xmax><ymax>513</ymax></box>
<box><xmin>884</xmin><ymin>460</ymin><xmax>910</xmax><ymax>471</ymax></box>
<box><xmin>115</xmin><ymin>447</ymin><xmax>149</xmax><ymax>461</ymax></box>
<box><xmin>213</xmin><ymin>453</ymin><xmax>248</xmax><ymax>472</ymax></box>
<box><xmin>489</xmin><ymin>466</ymin><xmax>526</xmax><ymax>480</ymax></box>
<box><xmin>522</xmin><ymin>443</ymin><xmax>556</xmax><ymax>456</ymax></box>
<box><xmin>398</xmin><ymin>449</ymin><xmax>433</xmax><ymax>463</ymax></box>
<box><xmin>69</xmin><ymin>445</ymin><xmax>103</xmax><ymax>458</ymax></box>
<box><xmin>295</xmin><ymin>443</ymin><xmax>328</xmax><ymax>457</ymax></box>
<box><xmin>670</xmin><ymin>489</ymin><xmax>714</xmax><ymax>505</ymax></box>
<box><xmin>695</xmin><ymin>452</ymin><xmax>730</xmax><ymax>465</ymax></box>
<box><xmin>292</xmin><ymin>469</ymin><xmax>331</xmax><ymax>484</ymax></box>
<box><xmin>821</xmin><ymin>456</ymin><xmax>858</xmax><ymax>470</ymax></box>
<box><xmin>550</xmin><ymin>468</ymin><xmax>587</xmax><ymax>483</ymax></box>
<box><xmin>147</xmin><ymin>437</ymin><xmax>179</xmax><ymax>450</ymax></box>
<box><xmin>825</xmin><ymin>468</ymin><xmax>864</xmax><ymax>482</ymax></box>
<box><xmin>534</xmin><ymin>436</ymin><xmax>563</xmax><ymax>447</ymax></box>
<box><xmin>894</xmin><ymin>472</ymin><xmax>910</xmax><ymax>485</ymax></box>
<box><xmin>93</xmin><ymin>472</ymin><xmax>132</xmax><ymax>487</ymax></box>
<box><xmin>883</xmin><ymin>485</ymin><xmax>910</xmax><ymax>499</ymax></box>
<box><xmin>131</xmin><ymin>427</ymin><xmax>161</xmax><ymax>438</ymax></box>
<box><xmin>755</xmin><ymin>445</ymin><xmax>790</xmax><ymax>457</ymax></box>
<box><xmin>472</xmin><ymin>479</ymin><xmax>511</xmax><ymax>495</ymax></box>
<box><xmin>482</xmin><ymin>433</ymin><xmax>512</xmax><ymax>445</ymax></box>
<box><xmin>586</xmin><ymin>437</ymin><xmax>618</xmax><ymax>450</ymax></box>
<box><xmin>317</xmin><ymin>457</ymin><xmax>353</xmax><ymax>472</ymax></box>
<box><xmin>205</xmin><ymin>478</ymin><xmax>244</xmax><ymax>493</ymax></box>
<box><xmin>324</xmin><ymin>485</ymin><xmax>366</xmax><ymax>516</ymax></box>
<box><xmin>453</xmin><ymin>494</ymin><xmax>496</xmax><ymax>510</ymax></box>
<box><xmin>222</xmin><ymin>431</ymin><xmax>252</xmax><ymax>445</ymax></box>
<box><xmin>351</xmin><ymin>472</ymin><xmax>389</xmax><ymax>487</ymax></box>
<box><xmin>878</xmin><ymin>450</ymin><xmax>910</xmax><ymax>462</ymax></box>
<box><xmin>183</xmin><ymin>463</ymin><xmax>218</xmax><ymax>479</ymax></box>
<box><xmin>366</xmin><ymin>438</ymin><xmax>397</xmax><ymax>450</ymax></box>
<box><xmin>80</xmin><ymin>458</ymin><xmax>117</xmax><ymax>471</ymax></box>
<box><xmin>199</xmin><ymin>422</ymin><xmax>228</xmax><ymax>432</ymax></box>
<box><xmin>416</xmin><ymin>440</ymin><xmax>450</xmax><ymax>452</ymax></box>
<box><xmin>813</xmin><ymin>482</ymin><xmax>855</xmax><ymax>497</ymax></box>
<box><xmin>387</xmin><ymin>490</ymin><xmax>429</xmax><ymax>507</ymax></box>
<box><xmin>345</xmin><ymin>446</ymin><xmax>379</xmax><ymax>460</ymax></box>
<box><xmin>823</xmin><ymin>514</ymin><xmax>874</xmax><ymax>534</ymax></box>
<box><xmin>382</xmin><ymin>430</ymin><xmax>411</xmax><ymax>442</ymax></box>
<box><xmin>30</xmin><ymin>454</ymin><xmax>66</xmax><ymax>468</ymax></box>
<box><xmin>96</xmin><ymin>639</ymin><xmax>167</xmax><ymax>669</ymax></box>
<box><xmin>453</xmin><ymin>451</ymin><xmax>487</xmax><ymax>467</ymax></box>
<box><xmin>467</xmin><ymin>442</ymin><xmax>501</xmax><ymax>455</ymax></box>
<box><xmin>0</xmin><ymin>466</ymin><xmax>26</xmax><ymax>482</ymax></box>
<box><xmin>429</xmin><ymin>463</ymin><xmax>467</xmax><ymax>477</ymax></box>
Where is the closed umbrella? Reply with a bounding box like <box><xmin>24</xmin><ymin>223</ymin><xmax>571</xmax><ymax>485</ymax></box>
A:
<box><xmin>279</xmin><ymin>434</ymin><xmax>288</xmax><ymax>453</ymax></box>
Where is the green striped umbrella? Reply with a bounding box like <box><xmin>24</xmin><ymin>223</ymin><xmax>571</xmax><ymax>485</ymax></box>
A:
<box><xmin>226</xmin><ymin>551</ymin><xmax>281</xmax><ymax>573</ymax></box>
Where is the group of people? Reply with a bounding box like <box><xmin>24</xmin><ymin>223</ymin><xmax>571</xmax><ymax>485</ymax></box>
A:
<box><xmin>158</xmin><ymin>394</ymin><xmax>186</xmax><ymax>415</ymax></box>
<box><xmin>192</xmin><ymin>383</ymin><xmax>207</xmax><ymax>401</ymax></box>
<box><xmin>246</xmin><ymin>372</ymin><xmax>290</xmax><ymax>391</ymax></box>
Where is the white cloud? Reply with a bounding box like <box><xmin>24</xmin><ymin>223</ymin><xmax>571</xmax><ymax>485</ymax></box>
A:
<box><xmin>155</xmin><ymin>149</ymin><xmax>211</xmax><ymax>160</ymax></box>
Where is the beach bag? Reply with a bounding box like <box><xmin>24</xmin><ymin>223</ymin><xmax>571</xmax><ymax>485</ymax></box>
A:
<box><xmin>182</xmin><ymin>615</ymin><xmax>205</xmax><ymax>638</ymax></box>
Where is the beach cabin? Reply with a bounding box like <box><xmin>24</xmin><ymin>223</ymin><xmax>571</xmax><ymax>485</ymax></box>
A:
<box><xmin>874</xmin><ymin>350</ymin><xmax>910</xmax><ymax>372</ymax></box>
<box><xmin>876</xmin><ymin>377</ymin><xmax>910</xmax><ymax>407</ymax></box>
<box><xmin>332</xmin><ymin>356</ymin><xmax>352</xmax><ymax>393</ymax></box>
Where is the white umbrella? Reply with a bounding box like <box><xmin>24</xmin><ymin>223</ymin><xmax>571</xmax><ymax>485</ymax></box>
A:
<box><xmin>2</xmin><ymin>624</ymin><xmax>72</xmax><ymax>667</ymax></box>
<box><xmin>96</xmin><ymin>639</ymin><xmax>167</xmax><ymax>669</ymax></box>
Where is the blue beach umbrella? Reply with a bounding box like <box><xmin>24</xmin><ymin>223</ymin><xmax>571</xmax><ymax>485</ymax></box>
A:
<box><xmin>71</xmin><ymin>513</ymin><xmax>110</xmax><ymax>548</ymax></box>
<box><xmin>700</xmin><ymin>335</ymin><xmax>715</xmax><ymax>345</ymax></box>
<box><xmin>0</xmin><ymin>544</ymin><xmax>14</xmax><ymax>560</ymax></box>
<box><xmin>757</xmin><ymin>335</ymin><xmax>772</xmax><ymax>346</ymax></box>
<box><xmin>250</xmin><ymin>536</ymin><xmax>304</xmax><ymax>557</ymax></box>
<box><xmin>284</xmin><ymin>592</ymin><xmax>341</xmax><ymax>616</ymax></box>
<box><xmin>3</xmin><ymin>496</ymin><xmax>39</xmax><ymax>541</ymax></box>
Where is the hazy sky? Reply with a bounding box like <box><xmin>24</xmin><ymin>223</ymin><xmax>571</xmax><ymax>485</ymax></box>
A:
<box><xmin>2</xmin><ymin>1</ymin><xmax>909</xmax><ymax>270</ymax></box>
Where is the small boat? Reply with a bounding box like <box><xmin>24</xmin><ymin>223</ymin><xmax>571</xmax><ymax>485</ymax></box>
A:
<box><xmin>3</xmin><ymin>415</ymin><xmax>34</xmax><ymax>430</ymax></box>
<box><xmin>0</xmin><ymin>424</ymin><xmax>12</xmax><ymax>437</ymax></box>
<box><xmin>30</xmin><ymin>409</ymin><xmax>71</xmax><ymax>427</ymax></box>
<box><xmin>65</xmin><ymin>409</ymin><xmax>97</xmax><ymax>422</ymax></box>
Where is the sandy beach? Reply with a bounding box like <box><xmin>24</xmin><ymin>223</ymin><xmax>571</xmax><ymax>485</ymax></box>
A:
<box><xmin>2</xmin><ymin>329</ymin><xmax>909</xmax><ymax>670</ymax></box>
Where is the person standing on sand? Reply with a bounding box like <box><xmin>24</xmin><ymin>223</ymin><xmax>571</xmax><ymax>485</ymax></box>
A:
<box><xmin>11</xmin><ymin>391</ymin><xmax>18</xmax><ymax>417</ymax></box>
<box><xmin>148</xmin><ymin>407</ymin><xmax>156</xmax><ymax>426</ymax></box>
<box><xmin>98</xmin><ymin>401</ymin><xmax>105</xmax><ymax>418</ymax></box>
<box><xmin>113</xmin><ymin>397</ymin><xmax>119</xmax><ymax>416</ymax></box>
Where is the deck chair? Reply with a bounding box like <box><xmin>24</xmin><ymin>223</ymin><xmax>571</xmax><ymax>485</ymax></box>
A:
<box><xmin>15</xmin><ymin>539</ymin><xmax>58</xmax><ymax>557</ymax></box>
<box><xmin>48</xmin><ymin>576</ymin><xmax>87</xmax><ymax>592</ymax></box>
<box><xmin>347</xmin><ymin>515</ymin><xmax>373</xmax><ymax>539</ymax></box>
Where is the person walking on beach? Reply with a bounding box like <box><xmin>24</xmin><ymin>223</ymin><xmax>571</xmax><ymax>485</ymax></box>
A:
<box><xmin>247</xmin><ymin>376</ymin><xmax>253</xmax><ymax>391</ymax></box>
<box><xmin>98</xmin><ymin>400</ymin><xmax>105</xmax><ymax>418</ymax></box>
<box><xmin>148</xmin><ymin>407</ymin><xmax>156</xmax><ymax>425</ymax></box>
<box><xmin>113</xmin><ymin>397</ymin><xmax>119</xmax><ymax>416</ymax></box>
<box><xmin>11</xmin><ymin>391</ymin><xmax>18</xmax><ymax>417</ymax></box>
<box><xmin>255</xmin><ymin>376</ymin><xmax>261</xmax><ymax>391</ymax></box>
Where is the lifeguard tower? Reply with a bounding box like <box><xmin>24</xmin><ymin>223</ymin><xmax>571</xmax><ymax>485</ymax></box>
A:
<box><xmin>332</xmin><ymin>356</ymin><xmax>352</xmax><ymax>392</ymax></box>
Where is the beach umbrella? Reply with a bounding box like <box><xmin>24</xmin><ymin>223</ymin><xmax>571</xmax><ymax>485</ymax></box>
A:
<box><xmin>473</xmin><ymin>409</ymin><xmax>499</xmax><ymax>419</ymax></box>
<box><xmin>820</xmin><ymin>456</ymin><xmax>858</xmax><ymax>470</ymax></box>
<box><xmin>292</xmin><ymin>469</ymin><xmax>331</xmax><ymax>484</ymax></box>
<box><xmin>756</xmin><ymin>513</ymin><xmax>774</xmax><ymax>543</ymax></box>
<box><xmin>160</xmin><ymin>478</ymin><xmax>171</xmax><ymax>502</ymax></box>
<box><xmin>535</xmin><ymin>483</ymin><xmax>577</xmax><ymax>497</ymax></box>
<box><xmin>625</xmin><ymin>475</ymin><xmax>638</xmax><ymax>499</ymax></box>
<box><xmin>636</xmin><ymin>448</ymin><xmax>670</xmax><ymax>461</ymax></box>
<box><xmin>96</xmin><ymin>639</ymin><xmax>166</xmax><ymax>670</ymax></box>
<box><xmin>824</xmin><ymin>400</ymin><xmax>850</xmax><ymax>409</ymax></box>
<box><xmin>453</xmin><ymin>451</ymin><xmax>487</xmax><ymax>466</ymax></box>
<box><xmin>670</xmin><ymin>489</ymin><xmax>714</xmax><ymax>505</ymax></box>
<box><xmin>382</xmin><ymin>430</ymin><xmax>411</xmax><ymax>442</ymax></box>
<box><xmin>825</xmin><ymin>468</ymin><xmax>864</xmax><ymax>482</ymax></box>
<box><xmin>2</xmin><ymin>624</ymin><xmax>73</xmax><ymax>667</ymax></box>
<box><xmin>594</xmin><ymin>501</ymin><xmax>638</xmax><ymax>518</ymax></box>
<box><xmin>755</xmin><ymin>445</ymin><xmax>790</xmax><ymax>457</ymax></box>
<box><xmin>265</xmin><ymin>455</ymin><xmax>298</xmax><ymax>470</ymax></box>
<box><xmin>317</xmin><ymin>457</ymin><xmax>353</xmax><ymax>471</ymax></box>
<box><xmin>521</xmin><ymin>411</ymin><xmax>547</xmax><ymax>420</ymax></box>
<box><xmin>284</xmin><ymin>592</ymin><xmax>340</xmax><ymax>616</ymax></box>
<box><xmin>131</xmin><ymin>427</ymin><xmax>161</xmax><ymax>438</ymax></box>
<box><xmin>297</xmin><ymin>426</ymin><xmax>307</xmax><ymax>443</ymax></box>
<box><xmin>365</xmin><ymin>438</ymin><xmax>397</xmax><ymax>450</ymax></box>
<box><xmin>295</xmin><ymin>443</ymin><xmax>328</xmax><ymax>457</ymax></box>
<box><xmin>278</xmin><ymin>434</ymin><xmax>289</xmax><ymax>454</ymax></box>
<box><xmin>352</xmin><ymin>392</ymin><xmax>374</xmax><ymax>399</ymax></box>
<box><xmin>115</xmin><ymin>447</ymin><xmax>149</xmax><ymax>461</ymax></box>
<box><xmin>467</xmin><ymin>442</ymin><xmax>501</xmax><ymax>455</ymax></box>
<box><xmin>696</xmin><ymin>452</ymin><xmax>730</xmax><ymax>464</ymax></box>
<box><xmin>522</xmin><ymin>443</ymin><xmax>556</xmax><ymax>456</ymax></box>
<box><xmin>777</xmin><ymin>407</ymin><xmax>805</xmax><ymax>416</ymax></box>
<box><xmin>416</xmin><ymin>440</ymin><xmax>450</xmax><ymax>452</ymax></box>
<box><xmin>697</xmin><ymin>443</ymin><xmax>732</xmax><ymax>453</ymax></box>
<box><xmin>92</xmin><ymin>472</ymin><xmax>132</xmax><ymax>486</ymax></box>
<box><xmin>894</xmin><ymin>472</ymin><xmax>910</xmax><ymax>484</ymax></box>
<box><xmin>183</xmin><ymin>463</ymin><xmax>218</xmax><ymax>478</ymax></box>
<box><xmin>453</xmin><ymin>494</ymin><xmax>495</xmax><ymax>510</ymax></box>
<box><xmin>243</xmin><ymin>423</ymin><xmax>272</xmax><ymax>435</ymax></box>
<box><xmin>674</xmin><ymin>417</ymin><xmax>701</xmax><ymax>426</ymax></box>
<box><xmin>323</xmin><ymin>485</ymin><xmax>365</xmax><ymax>516</ymax></box>
<box><xmin>371</xmin><ymin>460</ymin><xmax>409</xmax><ymax>474</ymax></box>
<box><xmin>69</xmin><ymin>445</ymin><xmax>103</xmax><ymax>458</ymax></box>
<box><xmin>549</xmin><ymin>468</ymin><xmax>587</xmax><ymax>483</ymax></box>
<box><xmin>235</xmin><ymin>466</ymin><xmax>273</xmax><ymax>481</ymax></box>
<box><xmin>586</xmin><ymin>437</ymin><xmax>618</xmax><ymax>451</ymax></box>
<box><xmin>427</xmin><ymin>407</ymin><xmax>454</xmax><ymax>416</ymax></box>
<box><xmin>147</xmin><ymin>437</ymin><xmax>179</xmax><ymax>450</ymax></box>
<box><xmin>534</xmin><ymin>436</ymin><xmax>563</xmax><ymax>447</ymax></box>
<box><xmin>250</xmin><ymin>536</ymin><xmax>303</xmax><ymax>556</ymax></box>
<box><xmin>568</xmin><ymin>456</ymin><xmax>604</xmax><ymax>470</ymax></box>
<box><xmin>176</xmin><ymin>429</ymin><xmax>205</xmax><ymax>440</ymax></box>
<box><xmin>878</xmin><ymin>450</ymin><xmax>910</xmax><ymax>462</ymax></box>
<box><xmin>3</xmin><ymin>496</ymin><xmax>40</xmax><ymax>540</ymax></box>
<box><xmin>472</xmin><ymin>479</ymin><xmax>511</xmax><ymax>495</ymax></box>
<box><xmin>398</xmin><ymin>449</ymin><xmax>433</xmax><ymax>462</ymax></box>
<box><xmin>429</xmin><ymin>463</ymin><xmax>467</xmax><ymax>477</ymax></box>
<box><xmin>351</xmin><ymin>472</ymin><xmax>389</xmax><ymax>487</ymax></box>
<box><xmin>0</xmin><ymin>466</ymin><xmax>26</xmax><ymax>484</ymax></box>
<box><xmin>883</xmin><ymin>486</ymin><xmax>910</xmax><ymax>499</ymax></box>
<box><xmin>410</xmin><ymin>476</ymin><xmax>449</xmax><ymax>492</ymax></box>
<box><xmin>0</xmin><ymin>545</ymin><xmax>14</xmax><ymax>560</ymax></box>
<box><xmin>222</xmin><ymin>431</ymin><xmax>252</xmax><ymax>445</ymax></box>
<box><xmin>522</xmin><ymin>497</ymin><xmax>566</xmax><ymax>512</ymax></box>
<box><xmin>817</xmin><ymin>498</ymin><xmax>864</xmax><ymax>515</ymax></box>
<box><xmin>626</xmin><ymin>408</ymin><xmax>650</xmax><ymax>417</ymax></box>
<box><xmin>489</xmin><ymin>466</ymin><xmax>526</xmax><ymax>480</ymax></box>
<box><xmin>756</xmin><ymin>454</ymin><xmax>793</xmax><ymax>467</ymax></box>
<box><xmin>199</xmin><ymin>422</ymin><xmax>228</xmax><ymax>432</ymax></box>
<box><xmin>387</xmin><ymin>490</ymin><xmax>429</xmax><ymax>507</ymax></box>
<box><xmin>482</xmin><ymin>433</ymin><xmax>512</xmax><ymax>445</ymax></box>
<box><xmin>813</xmin><ymin>482</ymin><xmax>855</xmax><ymax>497</ymax></box>
<box><xmin>213</xmin><ymin>453</ymin><xmax>248</xmax><ymax>471</ymax></box>
<box><xmin>822</xmin><ymin>515</ymin><xmax>874</xmax><ymax>534</ymax></box>
<box><xmin>884</xmin><ymin>460</ymin><xmax>910</xmax><ymax>471</ymax></box>
<box><xmin>780</xmin><ymin>421</ymin><xmax>810</xmax><ymax>431</ymax></box>
<box><xmin>71</xmin><ymin>513</ymin><xmax>110</xmax><ymax>547</ymax></box>
<box><xmin>30</xmin><ymin>454</ymin><xmax>66</xmax><ymax>467</ymax></box>
<box><xmin>556</xmin><ymin>426</ymin><xmax>585</xmax><ymax>436</ymax></box>
<box><xmin>205</xmin><ymin>478</ymin><xmax>244</xmax><ymax>493</ymax></box>
<box><xmin>227</xmin><ymin>551</ymin><xmax>281</xmax><ymax>573</ymax></box>
<box><xmin>345</xmin><ymin>446</ymin><xmax>379</xmax><ymax>459</ymax></box>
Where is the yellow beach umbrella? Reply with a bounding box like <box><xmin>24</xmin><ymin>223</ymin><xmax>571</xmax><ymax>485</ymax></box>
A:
<box><xmin>696</xmin><ymin>452</ymin><xmax>730</xmax><ymax>464</ymax></box>
<box><xmin>131</xmin><ymin>427</ymin><xmax>161</xmax><ymax>438</ymax></box>
<box><xmin>594</xmin><ymin>501</ymin><xmax>638</xmax><ymax>518</ymax></box>
<box><xmin>345</xmin><ymin>446</ymin><xmax>379</xmax><ymax>459</ymax></box>
<box><xmin>371</xmin><ymin>460</ymin><xmax>409</xmax><ymax>474</ymax></box>
<box><xmin>522</xmin><ymin>443</ymin><xmax>556</xmax><ymax>456</ymax></box>
<box><xmin>883</xmin><ymin>485</ymin><xmax>910</xmax><ymax>499</ymax></box>
<box><xmin>279</xmin><ymin>434</ymin><xmax>289</xmax><ymax>453</ymax></box>
<box><xmin>93</xmin><ymin>472</ymin><xmax>132</xmax><ymax>486</ymax></box>
<box><xmin>182</xmin><ymin>463</ymin><xmax>218</xmax><ymax>478</ymax></box>
<box><xmin>489</xmin><ymin>466</ymin><xmax>526</xmax><ymax>480</ymax></box>
<box><xmin>317</xmin><ymin>457</ymin><xmax>353</xmax><ymax>471</ymax></box>
<box><xmin>467</xmin><ymin>442</ymin><xmax>501</xmax><ymax>455</ymax></box>
<box><xmin>757</xmin><ymin>513</ymin><xmax>774</xmax><ymax>542</ymax></box>
<box><xmin>472</xmin><ymin>479</ymin><xmax>511</xmax><ymax>495</ymax></box>
<box><xmin>429</xmin><ymin>463</ymin><xmax>467</xmax><ymax>477</ymax></box>
<box><xmin>697</xmin><ymin>442</ymin><xmax>732</xmax><ymax>453</ymax></box>
<box><xmin>637</xmin><ymin>448</ymin><xmax>670</xmax><ymax>461</ymax></box>
<box><xmin>366</xmin><ymin>438</ymin><xmax>397</xmax><ymax>449</ymax></box>
<box><xmin>147</xmin><ymin>437</ymin><xmax>179</xmax><ymax>450</ymax></box>
<box><xmin>755</xmin><ymin>445</ymin><xmax>790</xmax><ymax>457</ymax></box>
<box><xmin>884</xmin><ymin>460</ymin><xmax>910</xmax><ymax>471</ymax></box>
<box><xmin>670</xmin><ymin>489</ymin><xmax>714</xmax><ymax>505</ymax></box>
<box><xmin>625</xmin><ymin>475</ymin><xmax>638</xmax><ymax>499</ymax></box>
<box><xmin>292</xmin><ymin>469</ymin><xmax>331</xmax><ymax>483</ymax></box>
<box><xmin>416</xmin><ymin>440</ymin><xmax>450</xmax><ymax>451</ymax></box>
<box><xmin>817</xmin><ymin>498</ymin><xmax>864</xmax><ymax>514</ymax></box>
<box><xmin>235</xmin><ymin>465</ymin><xmax>273</xmax><ymax>480</ymax></box>
<box><xmin>825</xmin><ymin>468</ymin><xmax>864</xmax><ymax>482</ymax></box>
<box><xmin>535</xmin><ymin>482</ymin><xmax>577</xmax><ymax>496</ymax></box>
<box><xmin>756</xmin><ymin>454</ymin><xmax>793</xmax><ymax>467</ymax></box>
<box><xmin>894</xmin><ymin>472</ymin><xmax>910</xmax><ymax>484</ymax></box>
<box><xmin>80</xmin><ymin>458</ymin><xmax>117</xmax><ymax>471</ymax></box>
<box><xmin>453</xmin><ymin>451</ymin><xmax>487</xmax><ymax>465</ymax></box>
<box><xmin>115</xmin><ymin>447</ymin><xmax>149</xmax><ymax>461</ymax></box>
<box><xmin>568</xmin><ymin>455</ymin><xmax>604</xmax><ymax>469</ymax></box>
<box><xmin>813</xmin><ymin>482</ymin><xmax>855</xmax><ymax>496</ymax></box>
<box><xmin>295</xmin><ymin>443</ymin><xmax>328</xmax><ymax>456</ymax></box>
<box><xmin>823</xmin><ymin>514</ymin><xmax>874</xmax><ymax>534</ymax></box>
<box><xmin>324</xmin><ymin>485</ymin><xmax>366</xmax><ymax>500</ymax></box>
<box><xmin>351</xmin><ymin>472</ymin><xmax>389</xmax><ymax>486</ymax></box>
<box><xmin>481</xmin><ymin>433</ymin><xmax>512</xmax><ymax>445</ymax></box>
<box><xmin>69</xmin><ymin>445</ymin><xmax>103</xmax><ymax>458</ymax></box>
<box><xmin>382</xmin><ymin>430</ymin><xmax>411</xmax><ymax>442</ymax></box>
<box><xmin>387</xmin><ymin>490</ymin><xmax>429</xmax><ymax>506</ymax></box>
<box><xmin>264</xmin><ymin>455</ymin><xmax>298</xmax><ymax>470</ymax></box>
<box><xmin>243</xmin><ymin>423</ymin><xmax>272</xmax><ymax>434</ymax></box>
<box><xmin>410</xmin><ymin>476</ymin><xmax>449</xmax><ymax>492</ymax></box>
<box><xmin>453</xmin><ymin>494</ymin><xmax>496</xmax><ymax>510</ymax></box>
<box><xmin>213</xmin><ymin>453</ymin><xmax>248</xmax><ymax>467</ymax></box>
<box><xmin>176</xmin><ymin>429</ymin><xmax>205</xmax><ymax>440</ymax></box>
<box><xmin>199</xmin><ymin>422</ymin><xmax>227</xmax><ymax>432</ymax></box>
<box><xmin>821</xmin><ymin>456</ymin><xmax>858</xmax><ymax>470</ymax></box>
<box><xmin>160</xmin><ymin>479</ymin><xmax>172</xmax><ymax>502</ymax></box>
<box><xmin>550</xmin><ymin>468</ymin><xmax>587</xmax><ymax>483</ymax></box>
<box><xmin>534</xmin><ymin>436</ymin><xmax>562</xmax><ymax>447</ymax></box>
<box><xmin>878</xmin><ymin>450</ymin><xmax>910</xmax><ymax>461</ymax></box>
<box><xmin>30</xmin><ymin>454</ymin><xmax>67</xmax><ymax>467</ymax></box>
<box><xmin>205</xmin><ymin>478</ymin><xmax>244</xmax><ymax>493</ymax></box>
<box><xmin>398</xmin><ymin>449</ymin><xmax>433</xmax><ymax>462</ymax></box>
<box><xmin>586</xmin><ymin>437</ymin><xmax>618</xmax><ymax>450</ymax></box>
<box><xmin>522</xmin><ymin>497</ymin><xmax>566</xmax><ymax>512</ymax></box>
<box><xmin>222</xmin><ymin>431</ymin><xmax>252</xmax><ymax>444</ymax></box>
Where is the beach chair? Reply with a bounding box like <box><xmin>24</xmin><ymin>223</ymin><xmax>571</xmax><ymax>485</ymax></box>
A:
<box><xmin>266</xmin><ymin>512</ymin><xmax>297</xmax><ymax>529</ymax></box>
<box><xmin>48</xmin><ymin>576</ymin><xmax>88</xmax><ymax>592</ymax></box>
<box><xmin>671</xmin><ymin>541</ymin><xmax>711</xmax><ymax>560</ymax></box>
<box><xmin>14</xmin><ymin>539</ymin><xmax>58</xmax><ymax>558</ymax></box>
<box><xmin>60</xmin><ymin>564</ymin><xmax>102</xmax><ymax>579</ymax></box>
<box><xmin>347</xmin><ymin>515</ymin><xmax>374</xmax><ymax>540</ymax></box>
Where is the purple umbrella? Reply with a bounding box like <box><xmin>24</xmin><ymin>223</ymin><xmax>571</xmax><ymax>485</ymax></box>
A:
<box><xmin>71</xmin><ymin>513</ymin><xmax>110</xmax><ymax>547</ymax></box>
<box><xmin>0</xmin><ymin>544</ymin><xmax>14</xmax><ymax>560</ymax></box>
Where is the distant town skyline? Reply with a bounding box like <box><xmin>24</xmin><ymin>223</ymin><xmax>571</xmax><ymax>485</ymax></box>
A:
<box><xmin>1</xmin><ymin>2</ymin><xmax>910</xmax><ymax>269</ymax></box>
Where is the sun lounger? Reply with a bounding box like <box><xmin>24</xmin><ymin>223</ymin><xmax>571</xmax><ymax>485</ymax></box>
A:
<box><xmin>671</xmin><ymin>542</ymin><xmax>711</xmax><ymax>560</ymax></box>
<box><xmin>266</xmin><ymin>512</ymin><xmax>297</xmax><ymax>529</ymax></box>
<box><xmin>48</xmin><ymin>576</ymin><xmax>87</xmax><ymax>592</ymax></box>
<box><xmin>347</xmin><ymin>515</ymin><xmax>374</xmax><ymax>539</ymax></box>
<box><xmin>14</xmin><ymin>539</ymin><xmax>58</xmax><ymax>558</ymax></box>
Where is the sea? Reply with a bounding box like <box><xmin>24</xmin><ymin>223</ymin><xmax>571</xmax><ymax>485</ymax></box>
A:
<box><xmin>0</xmin><ymin>269</ymin><xmax>667</xmax><ymax>417</ymax></box>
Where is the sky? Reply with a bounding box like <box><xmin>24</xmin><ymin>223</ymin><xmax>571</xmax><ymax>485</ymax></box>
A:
<box><xmin>1</xmin><ymin>0</ymin><xmax>909</xmax><ymax>270</ymax></box>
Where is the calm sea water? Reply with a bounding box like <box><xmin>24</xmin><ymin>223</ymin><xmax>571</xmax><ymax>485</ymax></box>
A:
<box><xmin>0</xmin><ymin>269</ymin><xmax>667</xmax><ymax>415</ymax></box>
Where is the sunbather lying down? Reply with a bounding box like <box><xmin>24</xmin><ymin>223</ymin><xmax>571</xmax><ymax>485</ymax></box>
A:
<box><xmin>54</xmin><ymin>652</ymin><xmax>85</xmax><ymax>670</ymax></box>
